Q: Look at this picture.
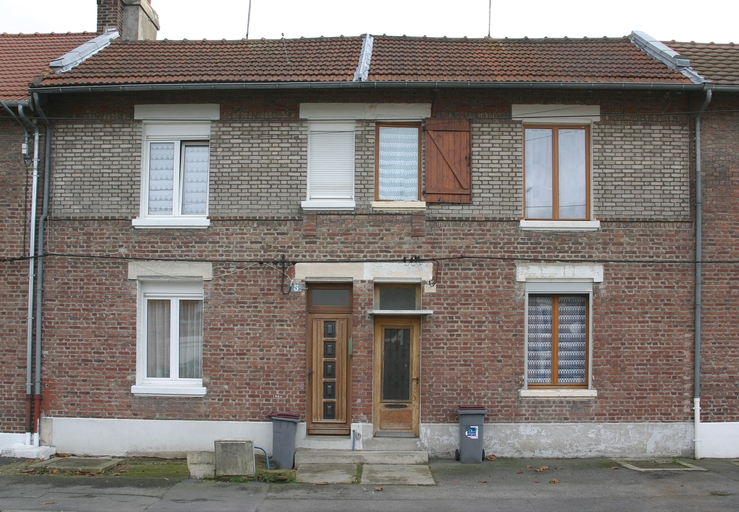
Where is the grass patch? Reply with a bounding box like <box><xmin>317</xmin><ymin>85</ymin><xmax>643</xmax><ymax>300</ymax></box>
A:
<box><xmin>354</xmin><ymin>463</ymin><xmax>363</xmax><ymax>484</ymax></box>
<box><xmin>255</xmin><ymin>468</ymin><xmax>296</xmax><ymax>483</ymax></box>
<box><xmin>3</xmin><ymin>457</ymin><xmax>188</xmax><ymax>479</ymax></box>
<box><xmin>111</xmin><ymin>458</ymin><xmax>189</xmax><ymax>479</ymax></box>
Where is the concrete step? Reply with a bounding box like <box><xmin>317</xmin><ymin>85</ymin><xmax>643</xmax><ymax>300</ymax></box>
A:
<box><xmin>295</xmin><ymin>449</ymin><xmax>428</xmax><ymax>466</ymax></box>
<box><xmin>296</xmin><ymin>462</ymin><xmax>435</xmax><ymax>485</ymax></box>
<box><xmin>362</xmin><ymin>436</ymin><xmax>422</xmax><ymax>452</ymax></box>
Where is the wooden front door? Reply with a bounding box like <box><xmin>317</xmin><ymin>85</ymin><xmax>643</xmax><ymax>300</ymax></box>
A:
<box><xmin>373</xmin><ymin>316</ymin><xmax>420</xmax><ymax>436</ymax></box>
<box><xmin>306</xmin><ymin>285</ymin><xmax>352</xmax><ymax>435</ymax></box>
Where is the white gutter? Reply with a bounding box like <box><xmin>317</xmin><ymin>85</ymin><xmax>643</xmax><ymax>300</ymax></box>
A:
<box><xmin>693</xmin><ymin>87</ymin><xmax>713</xmax><ymax>459</ymax></box>
<box><xmin>629</xmin><ymin>31</ymin><xmax>704</xmax><ymax>85</ymax></box>
<box><xmin>49</xmin><ymin>29</ymin><xmax>119</xmax><ymax>73</ymax></box>
<box><xmin>352</xmin><ymin>34</ymin><xmax>374</xmax><ymax>82</ymax></box>
<box><xmin>17</xmin><ymin>104</ymin><xmax>40</xmax><ymax>447</ymax></box>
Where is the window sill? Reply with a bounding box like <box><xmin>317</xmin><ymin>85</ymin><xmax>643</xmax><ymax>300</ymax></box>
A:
<box><xmin>371</xmin><ymin>201</ymin><xmax>426</xmax><ymax>211</ymax></box>
<box><xmin>519</xmin><ymin>389</ymin><xmax>597</xmax><ymax>399</ymax></box>
<box><xmin>132</xmin><ymin>217</ymin><xmax>211</xmax><ymax>229</ymax></box>
<box><xmin>131</xmin><ymin>384</ymin><xmax>207</xmax><ymax>397</ymax></box>
<box><xmin>301</xmin><ymin>200</ymin><xmax>356</xmax><ymax>211</ymax></box>
<box><xmin>519</xmin><ymin>220</ymin><xmax>601</xmax><ymax>232</ymax></box>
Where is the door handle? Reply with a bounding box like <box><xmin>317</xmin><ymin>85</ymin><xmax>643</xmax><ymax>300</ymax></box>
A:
<box><xmin>307</xmin><ymin>370</ymin><xmax>314</xmax><ymax>385</ymax></box>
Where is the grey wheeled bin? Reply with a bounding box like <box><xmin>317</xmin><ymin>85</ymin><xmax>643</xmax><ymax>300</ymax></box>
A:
<box><xmin>268</xmin><ymin>411</ymin><xmax>300</xmax><ymax>469</ymax></box>
<box><xmin>455</xmin><ymin>406</ymin><xmax>487</xmax><ymax>463</ymax></box>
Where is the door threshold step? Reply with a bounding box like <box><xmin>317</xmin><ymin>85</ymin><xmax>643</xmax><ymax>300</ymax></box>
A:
<box><xmin>374</xmin><ymin>431</ymin><xmax>416</xmax><ymax>438</ymax></box>
<box><xmin>295</xmin><ymin>449</ymin><xmax>428</xmax><ymax>465</ymax></box>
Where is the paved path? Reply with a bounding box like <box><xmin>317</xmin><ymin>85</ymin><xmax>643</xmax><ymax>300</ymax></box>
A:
<box><xmin>1</xmin><ymin>457</ymin><xmax>738</xmax><ymax>511</ymax></box>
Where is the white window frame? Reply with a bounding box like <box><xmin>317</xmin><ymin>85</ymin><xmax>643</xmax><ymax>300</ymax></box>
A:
<box><xmin>299</xmin><ymin>103</ymin><xmax>432</xmax><ymax>212</ymax></box>
<box><xmin>517</xmin><ymin>263</ymin><xmax>601</xmax><ymax>398</ymax></box>
<box><xmin>513</xmin><ymin>105</ymin><xmax>601</xmax><ymax>232</ymax></box>
<box><xmin>133</xmin><ymin>122</ymin><xmax>211</xmax><ymax>228</ymax></box>
<box><xmin>132</xmin><ymin>104</ymin><xmax>219</xmax><ymax>229</ymax></box>
<box><xmin>302</xmin><ymin>121</ymin><xmax>356</xmax><ymax>211</ymax></box>
<box><xmin>131</xmin><ymin>280</ymin><xmax>206</xmax><ymax>396</ymax></box>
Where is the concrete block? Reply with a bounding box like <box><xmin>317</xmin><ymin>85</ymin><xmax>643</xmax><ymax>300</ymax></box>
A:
<box><xmin>1</xmin><ymin>443</ymin><xmax>57</xmax><ymax>460</ymax></box>
<box><xmin>214</xmin><ymin>439</ymin><xmax>255</xmax><ymax>477</ymax></box>
<box><xmin>187</xmin><ymin>451</ymin><xmax>215</xmax><ymax>479</ymax></box>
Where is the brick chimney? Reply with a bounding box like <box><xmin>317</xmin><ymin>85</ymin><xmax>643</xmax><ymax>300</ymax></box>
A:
<box><xmin>97</xmin><ymin>0</ymin><xmax>160</xmax><ymax>40</ymax></box>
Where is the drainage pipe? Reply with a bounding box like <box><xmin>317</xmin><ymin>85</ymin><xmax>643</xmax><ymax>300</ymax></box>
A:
<box><xmin>32</xmin><ymin>93</ymin><xmax>52</xmax><ymax>447</ymax></box>
<box><xmin>694</xmin><ymin>87</ymin><xmax>713</xmax><ymax>460</ymax></box>
<box><xmin>17</xmin><ymin>104</ymin><xmax>40</xmax><ymax>446</ymax></box>
<box><xmin>2</xmin><ymin>100</ymin><xmax>33</xmax><ymax>443</ymax></box>
<box><xmin>253</xmin><ymin>446</ymin><xmax>271</xmax><ymax>470</ymax></box>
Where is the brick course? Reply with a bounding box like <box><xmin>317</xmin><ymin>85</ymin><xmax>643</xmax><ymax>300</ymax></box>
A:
<box><xmin>696</xmin><ymin>94</ymin><xmax>739</xmax><ymax>422</ymax></box>
<box><xmin>35</xmin><ymin>88</ymin><xmax>706</xmax><ymax>430</ymax></box>
<box><xmin>0</xmin><ymin>119</ymin><xmax>42</xmax><ymax>433</ymax></box>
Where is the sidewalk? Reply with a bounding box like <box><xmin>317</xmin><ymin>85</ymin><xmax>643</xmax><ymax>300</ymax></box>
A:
<box><xmin>1</xmin><ymin>457</ymin><xmax>738</xmax><ymax>511</ymax></box>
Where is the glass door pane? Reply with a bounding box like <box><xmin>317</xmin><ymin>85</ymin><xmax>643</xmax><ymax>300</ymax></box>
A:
<box><xmin>382</xmin><ymin>328</ymin><xmax>411</xmax><ymax>401</ymax></box>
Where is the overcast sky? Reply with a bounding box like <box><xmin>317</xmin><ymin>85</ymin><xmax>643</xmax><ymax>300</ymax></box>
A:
<box><xmin>1</xmin><ymin>0</ymin><xmax>736</xmax><ymax>43</ymax></box>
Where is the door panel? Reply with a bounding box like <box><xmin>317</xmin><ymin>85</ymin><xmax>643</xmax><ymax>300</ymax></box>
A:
<box><xmin>373</xmin><ymin>317</ymin><xmax>420</xmax><ymax>436</ymax></box>
<box><xmin>307</xmin><ymin>314</ymin><xmax>351</xmax><ymax>435</ymax></box>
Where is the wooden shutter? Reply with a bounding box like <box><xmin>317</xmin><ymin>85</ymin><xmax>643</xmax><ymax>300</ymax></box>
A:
<box><xmin>424</xmin><ymin>119</ymin><xmax>471</xmax><ymax>203</ymax></box>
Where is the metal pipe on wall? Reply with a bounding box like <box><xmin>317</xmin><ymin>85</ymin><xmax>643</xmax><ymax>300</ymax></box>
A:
<box><xmin>17</xmin><ymin>104</ymin><xmax>40</xmax><ymax>445</ymax></box>
<box><xmin>32</xmin><ymin>93</ymin><xmax>53</xmax><ymax>446</ymax></box>
<box><xmin>694</xmin><ymin>87</ymin><xmax>713</xmax><ymax>460</ymax></box>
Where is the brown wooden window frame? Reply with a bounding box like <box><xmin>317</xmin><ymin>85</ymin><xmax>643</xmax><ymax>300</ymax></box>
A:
<box><xmin>526</xmin><ymin>293</ymin><xmax>590</xmax><ymax>389</ymax></box>
<box><xmin>375</xmin><ymin>123</ymin><xmax>422</xmax><ymax>202</ymax></box>
<box><xmin>523</xmin><ymin>125</ymin><xmax>591</xmax><ymax>221</ymax></box>
<box><xmin>307</xmin><ymin>283</ymin><xmax>353</xmax><ymax>314</ymax></box>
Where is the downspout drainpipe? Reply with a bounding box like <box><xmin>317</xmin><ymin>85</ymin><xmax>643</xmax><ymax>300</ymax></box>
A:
<box><xmin>1</xmin><ymin>102</ymin><xmax>30</xmax><ymax>149</ymax></box>
<box><xmin>694</xmin><ymin>88</ymin><xmax>712</xmax><ymax>460</ymax></box>
<box><xmin>18</xmin><ymin>104</ymin><xmax>40</xmax><ymax>446</ymax></box>
<box><xmin>32</xmin><ymin>93</ymin><xmax>52</xmax><ymax>448</ymax></box>
<box><xmin>2</xmin><ymin>101</ymin><xmax>33</xmax><ymax>443</ymax></box>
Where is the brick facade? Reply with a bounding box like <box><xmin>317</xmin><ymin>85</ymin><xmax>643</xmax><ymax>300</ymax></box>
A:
<box><xmin>0</xmin><ymin>119</ymin><xmax>34</xmax><ymax>434</ymax></box>
<box><xmin>36</xmin><ymin>88</ymin><xmax>702</xmax><ymax>435</ymax></box>
<box><xmin>697</xmin><ymin>94</ymin><xmax>739</xmax><ymax>423</ymax></box>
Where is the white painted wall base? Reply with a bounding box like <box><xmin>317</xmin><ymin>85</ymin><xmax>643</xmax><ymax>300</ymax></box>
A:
<box><xmin>422</xmin><ymin>422</ymin><xmax>694</xmax><ymax>458</ymax></box>
<box><xmin>0</xmin><ymin>433</ymin><xmax>31</xmax><ymax>451</ymax></box>
<box><xmin>700</xmin><ymin>422</ymin><xmax>739</xmax><ymax>458</ymax></box>
<box><xmin>42</xmin><ymin>418</ymin><xmax>698</xmax><ymax>458</ymax></box>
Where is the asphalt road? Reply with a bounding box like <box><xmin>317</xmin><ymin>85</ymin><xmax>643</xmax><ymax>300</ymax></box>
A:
<box><xmin>1</xmin><ymin>457</ymin><xmax>738</xmax><ymax>511</ymax></box>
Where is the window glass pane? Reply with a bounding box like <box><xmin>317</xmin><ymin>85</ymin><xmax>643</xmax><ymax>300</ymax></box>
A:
<box><xmin>558</xmin><ymin>129</ymin><xmax>587</xmax><ymax>219</ymax></box>
<box><xmin>557</xmin><ymin>295</ymin><xmax>587</xmax><ymax>384</ymax></box>
<box><xmin>311</xmin><ymin>289</ymin><xmax>351</xmax><ymax>307</ymax></box>
<box><xmin>525</xmin><ymin>129</ymin><xmax>553</xmax><ymax>218</ymax></box>
<box><xmin>379</xmin><ymin>286</ymin><xmax>417</xmax><ymax>310</ymax></box>
<box><xmin>527</xmin><ymin>295</ymin><xmax>552</xmax><ymax>384</ymax></box>
<box><xmin>383</xmin><ymin>328</ymin><xmax>411</xmax><ymax>401</ymax></box>
<box><xmin>181</xmin><ymin>144</ymin><xmax>209</xmax><ymax>215</ymax></box>
<box><xmin>146</xmin><ymin>299</ymin><xmax>171</xmax><ymax>378</ymax></box>
<box><xmin>378</xmin><ymin>126</ymin><xmax>419</xmax><ymax>201</ymax></box>
<box><xmin>148</xmin><ymin>142</ymin><xmax>174</xmax><ymax>215</ymax></box>
<box><xmin>309</xmin><ymin>129</ymin><xmax>354</xmax><ymax>200</ymax></box>
<box><xmin>179</xmin><ymin>300</ymin><xmax>203</xmax><ymax>379</ymax></box>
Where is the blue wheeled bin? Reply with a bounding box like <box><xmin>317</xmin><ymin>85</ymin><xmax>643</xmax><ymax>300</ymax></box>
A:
<box><xmin>455</xmin><ymin>405</ymin><xmax>487</xmax><ymax>463</ymax></box>
<box><xmin>268</xmin><ymin>411</ymin><xmax>300</xmax><ymax>469</ymax></box>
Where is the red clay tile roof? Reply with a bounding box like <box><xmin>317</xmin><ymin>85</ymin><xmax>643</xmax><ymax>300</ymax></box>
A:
<box><xmin>664</xmin><ymin>41</ymin><xmax>739</xmax><ymax>85</ymax></box>
<box><xmin>368</xmin><ymin>36</ymin><xmax>691</xmax><ymax>83</ymax></box>
<box><xmin>33</xmin><ymin>35</ymin><xmax>693</xmax><ymax>89</ymax></box>
<box><xmin>36</xmin><ymin>36</ymin><xmax>364</xmax><ymax>87</ymax></box>
<box><xmin>0</xmin><ymin>32</ymin><xmax>98</xmax><ymax>101</ymax></box>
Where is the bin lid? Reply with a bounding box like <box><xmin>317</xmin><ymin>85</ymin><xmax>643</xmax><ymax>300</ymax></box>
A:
<box><xmin>268</xmin><ymin>411</ymin><xmax>301</xmax><ymax>420</ymax></box>
<box><xmin>457</xmin><ymin>405</ymin><xmax>487</xmax><ymax>414</ymax></box>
